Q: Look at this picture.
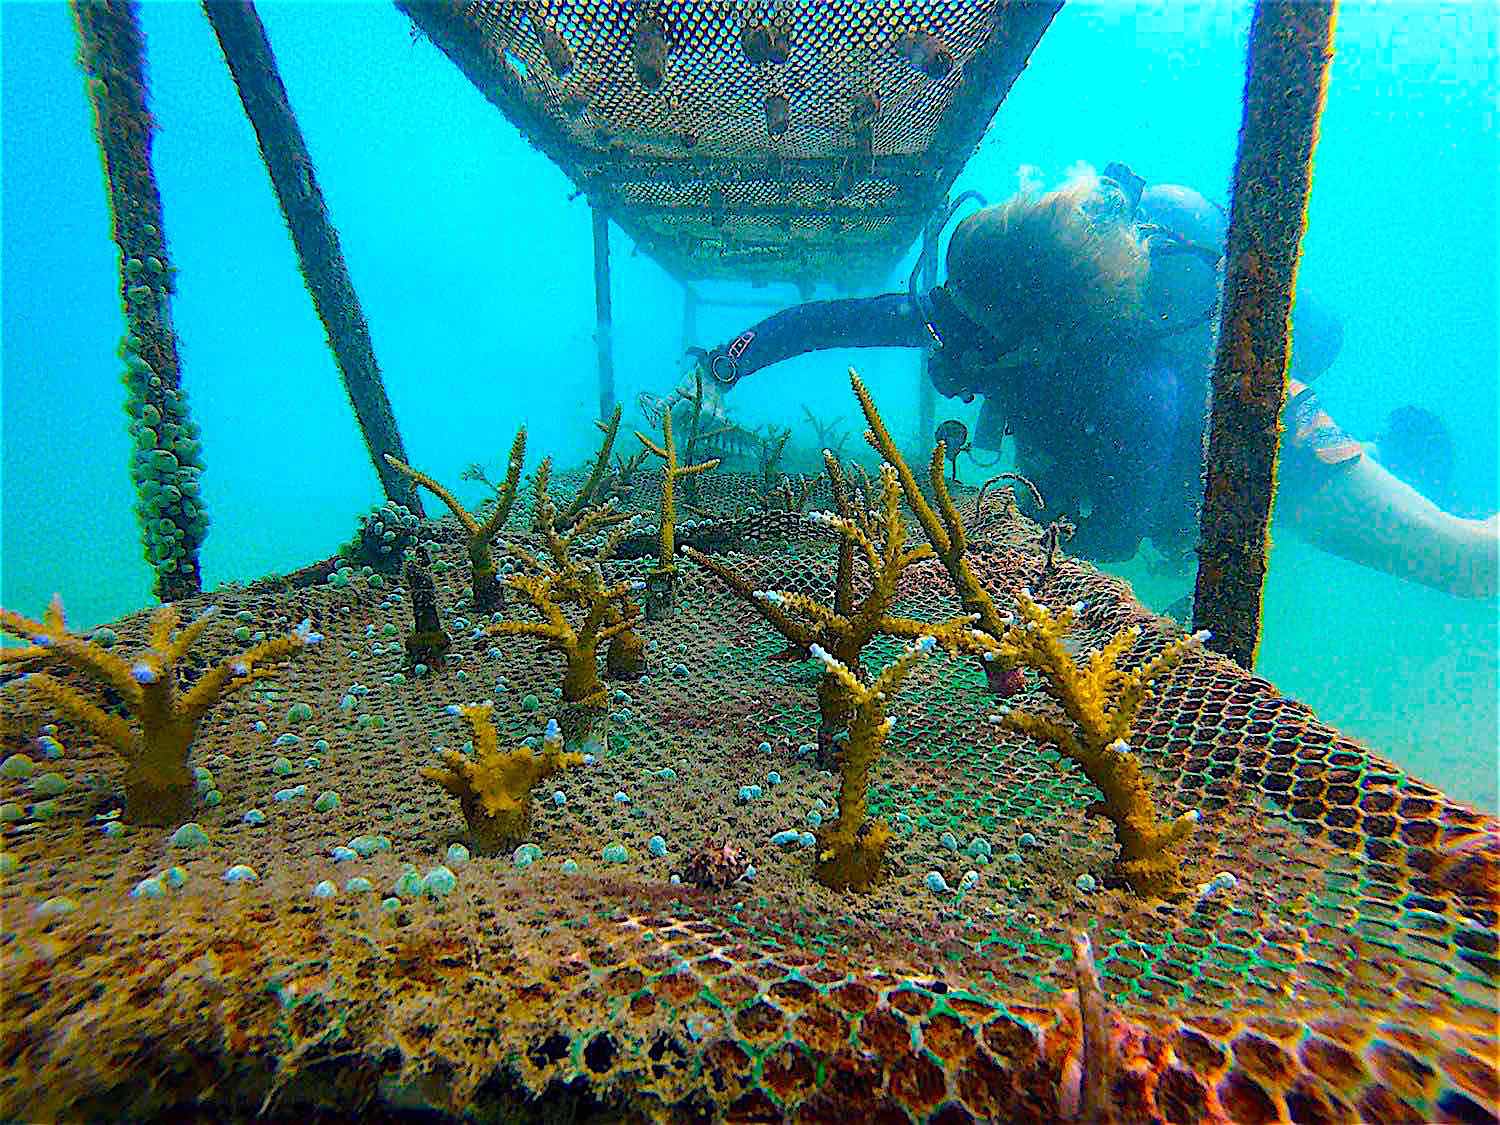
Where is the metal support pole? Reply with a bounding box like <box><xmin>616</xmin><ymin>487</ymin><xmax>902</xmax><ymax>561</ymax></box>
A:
<box><xmin>916</xmin><ymin>210</ymin><xmax>942</xmax><ymax>451</ymax></box>
<box><xmin>1192</xmin><ymin>0</ymin><xmax>1336</xmax><ymax>669</ymax></box>
<box><xmin>592</xmin><ymin>205</ymin><xmax>616</xmax><ymax>420</ymax></box>
<box><xmin>74</xmin><ymin>0</ymin><xmax>205</xmax><ymax>602</ymax></box>
<box><xmin>205</xmin><ymin>1</ymin><xmax>421</xmax><ymax>515</ymax></box>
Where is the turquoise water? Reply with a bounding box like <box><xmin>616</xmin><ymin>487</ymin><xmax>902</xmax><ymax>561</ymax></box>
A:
<box><xmin>3</xmin><ymin>2</ymin><xmax>1495</xmax><ymax>809</ymax></box>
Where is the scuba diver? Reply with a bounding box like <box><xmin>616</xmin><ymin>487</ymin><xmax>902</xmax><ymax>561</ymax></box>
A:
<box><xmin>690</xmin><ymin>163</ymin><xmax>1497</xmax><ymax>599</ymax></box>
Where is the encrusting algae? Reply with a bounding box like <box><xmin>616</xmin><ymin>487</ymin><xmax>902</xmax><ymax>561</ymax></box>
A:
<box><xmin>422</xmin><ymin>705</ymin><xmax>581</xmax><ymax>855</ymax></box>
<box><xmin>0</xmin><ymin>596</ymin><xmax>316</xmax><ymax>825</ymax></box>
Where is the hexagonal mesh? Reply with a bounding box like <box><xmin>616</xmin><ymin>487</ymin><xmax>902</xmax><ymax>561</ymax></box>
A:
<box><xmin>1</xmin><ymin>470</ymin><xmax>1494</xmax><ymax>1122</ymax></box>
<box><xmin>399</xmin><ymin>0</ymin><xmax>1060</xmax><ymax>285</ymax></box>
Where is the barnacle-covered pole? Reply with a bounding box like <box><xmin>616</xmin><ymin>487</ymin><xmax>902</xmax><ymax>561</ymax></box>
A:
<box><xmin>203</xmin><ymin>1</ymin><xmax>421</xmax><ymax>515</ymax></box>
<box><xmin>73</xmin><ymin>0</ymin><xmax>208</xmax><ymax>601</ymax></box>
<box><xmin>1193</xmin><ymin>0</ymin><xmax>1337</xmax><ymax>668</ymax></box>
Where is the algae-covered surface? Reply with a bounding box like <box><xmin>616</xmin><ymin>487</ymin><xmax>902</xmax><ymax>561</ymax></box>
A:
<box><xmin>1</xmin><ymin>475</ymin><xmax>1495</xmax><ymax>1123</ymax></box>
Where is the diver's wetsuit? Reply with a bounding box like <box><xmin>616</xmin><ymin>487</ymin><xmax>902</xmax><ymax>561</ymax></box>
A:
<box><xmin>699</xmin><ymin>287</ymin><xmax>982</xmax><ymax>387</ymax></box>
<box><xmin>698</xmin><ymin>181</ymin><xmax>1359</xmax><ymax>563</ymax></box>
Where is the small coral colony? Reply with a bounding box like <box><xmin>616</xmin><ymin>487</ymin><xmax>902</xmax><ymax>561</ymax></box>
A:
<box><xmin>2</xmin><ymin>369</ymin><xmax>1206</xmax><ymax>900</ymax></box>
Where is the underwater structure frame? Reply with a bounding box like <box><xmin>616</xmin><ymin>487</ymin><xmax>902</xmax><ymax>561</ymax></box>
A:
<box><xmin>5</xmin><ymin>3</ymin><xmax>1495</xmax><ymax>1124</ymax></box>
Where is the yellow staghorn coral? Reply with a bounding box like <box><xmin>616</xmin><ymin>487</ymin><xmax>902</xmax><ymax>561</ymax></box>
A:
<box><xmin>807</xmin><ymin>636</ymin><xmax>934</xmax><ymax>891</ymax></box>
<box><xmin>422</xmin><ymin>704</ymin><xmax>582</xmax><ymax>855</ymax></box>
<box><xmin>635</xmin><ymin>402</ymin><xmax>718</xmax><ymax>618</ymax></box>
<box><xmin>552</xmin><ymin>405</ymin><xmax>623</xmax><ymax>531</ymax></box>
<box><xmin>491</xmin><ymin>459</ymin><xmax>640</xmax><ymax>717</ymax></box>
<box><xmin>998</xmin><ymin>589</ymin><xmax>1206</xmax><ymax>898</ymax></box>
<box><xmin>384</xmin><ymin>426</ymin><xmax>525</xmax><ymax>613</ymax></box>
<box><xmin>849</xmin><ymin>367</ymin><xmax>1020</xmax><ymax>693</ymax></box>
<box><xmin>686</xmin><ymin>455</ymin><xmax>982</xmax><ymax>757</ymax></box>
<box><xmin>0</xmin><ymin>596</ymin><xmax>316</xmax><ymax>825</ymax></box>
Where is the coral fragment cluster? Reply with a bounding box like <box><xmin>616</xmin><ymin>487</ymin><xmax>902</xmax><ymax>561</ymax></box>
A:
<box><xmin>998</xmin><ymin>590</ymin><xmax>1205</xmax><ymax>897</ymax></box>
<box><xmin>1</xmin><ymin>596</ymin><xmax>316</xmax><ymax>824</ymax></box>
<box><xmin>422</xmin><ymin>706</ymin><xmax>581</xmax><ymax>854</ymax></box>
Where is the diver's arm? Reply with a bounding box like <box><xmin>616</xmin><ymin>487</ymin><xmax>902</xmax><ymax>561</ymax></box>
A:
<box><xmin>1277</xmin><ymin>382</ymin><xmax>1496</xmax><ymax>598</ymax></box>
<box><xmin>696</xmin><ymin>293</ymin><xmax>932</xmax><ymax>386</ymax></box>
<box><xmin>1283</xmin><ymin>457</ymin><xmax>1497</xmax><ymax>598</ymax></box>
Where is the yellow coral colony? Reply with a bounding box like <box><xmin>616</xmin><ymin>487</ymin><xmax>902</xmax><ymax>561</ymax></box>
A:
<box><xmin>384</xmin><ymin>426</ymin><xmax>525</xmax><ymax>613</ymax></box>
<box><xmin>849</xmin><ymin>368</ymin><xmax>1018</xmax><ymax>691</ymax></box>
<box><xmin>422</xmin><ymin>704</ymin><xmax>581</xmax><ymax>855</ymax></box>
<box><xmin>490</xmin><ymin>458</ymin><xmax>639</xmax><ymax>715</ymax></box>
<box><xmin>634</xmin><ymin>402</ymin><xmax>719</xmax><ymax>618</ymax></box>
<box><xmin>687</xmin><ymin>456</ymin><xmax>979</xmax><ymax>746</ymax></box>
<box><xmin>0</xmin><ymin>597</ymin><xmax>316</xmax><ymax>825</ymax></box>
<box><xmin>552</xmin><ymin>405</ymin><xmax>623</xmax><ymax>531</ymax></box>
<box><xmin>807</xmin><ymin>636</ymin><xmax>935</xmax><ymax>891</ymax></box>
<box><xmin>999</xmin><ymin>590</ymin><xmax>1206</xmax><ymax>898</ymax></box>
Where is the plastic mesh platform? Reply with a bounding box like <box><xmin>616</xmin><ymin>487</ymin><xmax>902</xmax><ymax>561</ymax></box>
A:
<box><xmin>398</xmin><ymin>1</ymin><xmax>1060</xmax><ymax>287</ymax></box>
<box><xmin>1</xmin><ymin>471</ymin><xmax>1495</xmax><ymax>1122</ymax></box>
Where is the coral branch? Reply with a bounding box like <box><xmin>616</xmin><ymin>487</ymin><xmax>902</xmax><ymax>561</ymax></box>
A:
<box><xmin>554</xmin><ymin>406</ymin><xmax>622</xmax><ymax>530</ymax></box>
<box><xmin>688</xmin><ymin>459</ymin><xmax>980</xmax><ymax>755</ymax></box>
<box><xmin>998</xmin><ymin>590</ymin><xmax>1205</xmax><ymax>897</ymax></box>
<box><xmin>851</xmin><ymin>367</ymin><xmax>1019</xmax><ymax>693</ymax></box>
<box><xmin>422</xmin><ymin>707</ymin><xmax>581</xmax><ymax>854</ymax></box>
<box><xmin>3</xmin><ymin>596</ymin><xmax>316</xmax><ymax>824</ymax></box>
<box><xmin>492</xmin><ymin>467</ymin><xmax>641</xmax><ymax>716</ymax></box>
<box><xmin>384</xmin><ymin>426</ymin><xmax>525</xmax><ymax>613</ymax></box>
<box><xmin>808</xmin><ymin>637</ymin><xmax>934</xmax><ymax>891</ymax></box>
<box><xmin>636</xmin><ymin>403</ymin><xmax>718</xmax><ymax>620</ymax></box>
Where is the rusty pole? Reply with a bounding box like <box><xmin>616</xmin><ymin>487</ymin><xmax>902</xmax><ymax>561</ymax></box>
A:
<box><xmin>1192</xmin><ymin>0</ymin><xmax>1337</xmax><ymax>669</ymax></box>
<box><xmin>203</xmin><ymin>1</ymin><xmax>422</xmax><ymax>515</ymax></box>
<box><xmin>916</xmin><ymin>208</ymin><xmax>942</xmax><ymax>453</ymax></box>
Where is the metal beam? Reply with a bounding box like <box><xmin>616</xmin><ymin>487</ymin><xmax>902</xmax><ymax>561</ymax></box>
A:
<box><xmin>681</xmin><ymin>284</ymin><xmax>699</xmax><ymax>354</ymax></box>
<box><xmin>206</xmin><ymin>0</ymin><xmax>421</xmax><ymax>515</ymax></box>
<box><xmin>916</xmin><ymin>208</ymin><xmax>942</xmax><ymax>451</ymax></box>
<box><xmin>592</xmin><ymin>205</ymin><xmax>616</xmax><ymax>420</ymax></box>
<box><xmin>1192</xmin><ymin>0</ymin><xmax>1337</xmax><ymax>669</ymax></box>
<box><xmin>74</xmin><ymin>0</ymin><xmax>205</xmax><ymax>601</ymax></box>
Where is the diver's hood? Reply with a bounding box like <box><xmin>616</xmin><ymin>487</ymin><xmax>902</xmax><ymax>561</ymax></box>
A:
<box><xmin>1135</xmin><ymin>184</ymin><xmax>1227</xmax><ymax>337</ymax></box>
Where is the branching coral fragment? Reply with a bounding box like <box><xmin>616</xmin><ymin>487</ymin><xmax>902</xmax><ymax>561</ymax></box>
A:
<box><xmin>808</xmin><ymin>636</ymin><xmax>933</xmax><ymax>891</ymax></box>
<box><xmin>491</xmin><ymin>459</ymin><xmax>640</xmax><ymax>713</ymax></box>
<box><xmin>1</xmin><ymin>596</ymin><xmax>316</xmax><ymax>824</ymax></box>
<box><xmin>850</xmin><ymin>368</ymin><xmax>1019</xmax><ymax>693</ymax></box>
<box><xmin>422</xmin><ymin>706</ymin><xmax>581</xmax><ymax>854</ymax></box>
<box><xmin>686</xmin><ymin>455</ymin><xmax>981</xmax><ymax>757</ymax></box>
<box><xmin>552</xmin><ymin>405</ymin><xmax>623</xmax><ymax>531</ymax></box>
<box><xmin>999</xmin><ymin>590</ymin><xmax>1206</xmax><ymax>898</ymax></box>
<box><xmin>384</xmin><ymin>426</ymin><xmax>525</xmax><ymax>612</ymax></box>
<box><xmin>635</xmin><ymin>400</ymin><xmax>718</xmax><ymax>619</ymax></box>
